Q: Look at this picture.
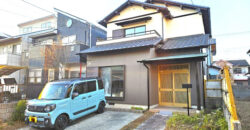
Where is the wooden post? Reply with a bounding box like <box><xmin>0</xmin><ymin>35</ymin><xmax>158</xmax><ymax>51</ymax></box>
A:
<box><xmin>195</xmin><ymin>62</ymin><xmax>201</xmax><ymax>110</ymax></box>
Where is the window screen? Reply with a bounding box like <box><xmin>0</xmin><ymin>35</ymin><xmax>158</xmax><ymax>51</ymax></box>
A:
<box><xmin>87</xmin><ymin>81</ymin><xmax>96</xmax><ymax>92</ymax></box>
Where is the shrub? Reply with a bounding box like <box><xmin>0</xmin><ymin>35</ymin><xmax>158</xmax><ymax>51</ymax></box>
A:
<box><xmin>167</xmin><ymin>109</ymin><xmax>228</xmax><ymax>130</ymax></box>
<box><xmin>11</xmin><ymin>100</ymin><xmax>27</xmax><ymax>121</ymax></box>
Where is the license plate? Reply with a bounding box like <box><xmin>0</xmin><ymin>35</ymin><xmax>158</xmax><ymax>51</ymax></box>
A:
<box><xmin>29</xmin><ymin>116</ymin><xmax>37</xmax><ymax>123</ymax></box>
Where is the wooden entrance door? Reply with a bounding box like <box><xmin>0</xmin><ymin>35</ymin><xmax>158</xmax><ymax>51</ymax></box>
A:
<box><xmin>158</xmin><ymin>64</ymin><xmax>191</xmax><ymax>107</ymax></box>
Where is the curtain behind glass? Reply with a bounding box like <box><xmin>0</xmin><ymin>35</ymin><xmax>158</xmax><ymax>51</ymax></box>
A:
<box><xmin>100</xmin><ymin>67</ymin><xmax>112</xmax><ymax>97</ymax></box>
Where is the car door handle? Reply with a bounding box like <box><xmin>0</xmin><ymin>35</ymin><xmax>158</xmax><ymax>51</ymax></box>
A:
<box><xmin>82</xmin><ymin>97</ymin><xmax>86</xmax><ymax>99</ymax></box>
<box><xmin>88</xmin><ymin>95</ymin><xmax>92</xmax><ymax>98</ymax></box>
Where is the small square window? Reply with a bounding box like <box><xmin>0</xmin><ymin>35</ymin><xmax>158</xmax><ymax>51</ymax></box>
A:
<box><xmin>71</xmin><ymin>46</ymin><xmax>74</xmax><ymax>51</ymax></box>
<box><xmin>36</xmin><ymin>78</ymin><xmax>42</xmax><ymax>83</ymax></box>
<box><xmin>35</xmin><ymin>70</ymin><xmax>42</xmax><ymax>77</ymax></box>
<box><xmin>29</xmin><ymin>78</ymin><xmax>35</xmax><ymax>83</ymax></box>
<box><xmin>29</xmin><ymin>72</ymin><xmax>35</xmax><ymax>77</ymax></box>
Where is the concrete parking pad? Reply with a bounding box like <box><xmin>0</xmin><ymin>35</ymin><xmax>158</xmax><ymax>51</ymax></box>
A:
<box><xmin>136</xmin><ymin>113</ymin><xmax>169</xmax><ymax>130</ymax></box>
<box><xmin>19</xmin><ymin>111</ymin><xmax>142</xmax><ymax>130</ymax></box>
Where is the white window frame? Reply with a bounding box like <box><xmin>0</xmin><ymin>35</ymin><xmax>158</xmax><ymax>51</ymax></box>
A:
<box><xmin>62</xmin><ymin>35</ymin><xmax>76</xmax><ymax>45</ymax></box>
<box><xmin>29</xmin><ymin>69</ymin><xmax>42</xmax><ymax>83</ymax></box>
<box><xmin>48</xmin><ymin>69</ymin><xmax>55</xmax><ymax>82</ymax></box>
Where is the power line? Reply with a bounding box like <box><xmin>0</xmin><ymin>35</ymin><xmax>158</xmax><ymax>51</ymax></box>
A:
<box><xmin>214</xmin><ymin>31</ymin><xmax>250</xmax><ymax>37</ymax></box>
<box><xmin>190</xmin><ymin>0</ymin><xmax>194</xmax><ymax>5</ymax></box>
<box><xmin>21</xmin><ymin>0</ymin><xmax>53</xmax><ymax>14</ymax></box>
<box><xmin>0</xmin><ymin>9</ymin><xmax>31</xmax><ymax>18</ymax></box>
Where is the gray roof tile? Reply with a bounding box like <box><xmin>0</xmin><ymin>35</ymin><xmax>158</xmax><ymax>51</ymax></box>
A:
<box><xmin>160</xmin><ymin>34</ymin><xmax>211</xmax><ymax>50</ymax></box>
<box><xmin>227</xmin><ymin>60</ymin><xmax>249</xmax><ymax>66</ymax></box>
<box><xmin>80</xmin><ymin>37</ymin><xmax>162</xmax><ymax>54</ymax></box>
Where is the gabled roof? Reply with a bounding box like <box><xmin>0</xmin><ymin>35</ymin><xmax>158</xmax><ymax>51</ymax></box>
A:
<box><xmin>99</xmin><ymin>0</ymin><xmax>171</xmax><ymax>27</ymax></box>
<box><xmin>79</xmin><ymin>37</ymin><xmax>162</xmax><ymax>54</ymax></box>
<box><xmin>227</xmin><ymin>60</ymin><xmax>249</xmax><ymax>67</ymax></box>
<box><xmin>146</xmin><ymin>0</ymin><xmax>211</xmax><ymax>35</ymax></box>
<box><xmin>54</xmin><ymin>8</ymin><xmax>106</xmax><ymax>32</ymax></box>
<box><xmin>159</xmin><ymin>34</ymin><xmax>210</xmax><ymax>50</ymax></box>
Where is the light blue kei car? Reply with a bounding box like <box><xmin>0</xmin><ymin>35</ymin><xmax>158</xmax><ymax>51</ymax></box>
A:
<box><xmin>25</xmin><ymin>77</ymin><xmax>106</xmax><ymax>130</ymax></box>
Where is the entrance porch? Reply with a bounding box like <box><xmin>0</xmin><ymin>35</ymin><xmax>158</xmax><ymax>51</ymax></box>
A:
<box><xmin>139</xmin><ymin>53</ymin><xmax>207</xmax><ymax>109</ymax></box>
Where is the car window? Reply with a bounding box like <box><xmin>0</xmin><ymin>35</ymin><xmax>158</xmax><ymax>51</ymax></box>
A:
<box><xmin>73</xmin><ymin>82</ymin><xmax>87</xmax><ymax>95</ymax></box>
<box><xmin>66</xmin><ymin>85</ymin><xmax>73</xmax><ymax>98</ymax></box>
<box><xmin>98</xmin><ymin>80</ymin><xmax>104</xmax><ymax>90</ymax></box>
<box><xmin>73</xmin><ymin>83</ymin><xmax>83</xmax><ymax>94</ymax></box>
<box><xmin>87</xmin><ymin>81</ymin><xmax>96</xmax><ymax>92</ymax></box>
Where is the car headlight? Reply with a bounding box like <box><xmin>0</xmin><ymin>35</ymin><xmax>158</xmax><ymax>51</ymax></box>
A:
<box><xmin>44</xmin><ymin>104</ymin><xmax>56</xmax><ymax>112</ymax></box>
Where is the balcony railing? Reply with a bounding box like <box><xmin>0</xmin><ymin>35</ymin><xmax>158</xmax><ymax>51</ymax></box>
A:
<box><xmin>0</xmin><ymin>53</ymin><xmax>21</xmax><ymax>66</ymax></box>
<box><xmin>97</xmin><ymin>30</ymin><xmax>161</xmax><ymax>45</ymax></box>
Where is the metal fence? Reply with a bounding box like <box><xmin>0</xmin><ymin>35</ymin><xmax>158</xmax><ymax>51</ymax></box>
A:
<box><xmin>25</xmin><ymin>84</ymin><xmax>44</xmax><ymax>99</ymax></box>
<box><xmin>204</xmin><ymin>79</ymin><xmax>223</xmax><ymax>110</ymax></box>
<box><xmin>233</xmin><ymin>85</ymin><xmax>250</xmax><ymax>100</ymax></box>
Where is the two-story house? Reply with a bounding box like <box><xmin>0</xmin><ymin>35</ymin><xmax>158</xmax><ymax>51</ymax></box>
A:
<box><xmin>0</xmin><ymin>32</ymin><xmax>11</xmax><ymax>39</ymax></box>
<box><xmin>0</xmin><ymin>36</ymin><xmax>24</xmax><ymax>83</ymax></box>
<box><xmin>80</xmin><ymin>0</ymin><xmax>216</xmax><ymax>110</ymax></box>
<box><xmin>16</xmin><ymin>9</ymin><xmax>106</xmax><ymax>98</ymax></box>
<box><xmin>227</xmin><ymin>60</ymin><xmax>250</xmax><ymax>86</ymax></box>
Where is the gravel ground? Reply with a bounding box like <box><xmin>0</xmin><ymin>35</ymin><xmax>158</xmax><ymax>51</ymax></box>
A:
<box><xmin>235</xmin><ymin>100</ymin><xmax>250</xmax><ymax>130</ymax></box>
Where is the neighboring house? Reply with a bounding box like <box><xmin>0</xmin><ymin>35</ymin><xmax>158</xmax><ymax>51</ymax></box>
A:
<box><xmin>0</xmin><ymin>32</ymin><xmax>11</xmax><ymax>39</ymax></box>
<box><xmin>227</xmin><ymin>60</ymin><xmax>250</xmax><ymax>86</ymax></box>
<box><xmin>80</xmin><ymin>0</ymin><xmax>216</xmax><ymax>110</ymax></box>
<box><xmin>0</xmin><ymin>36</ymin><xmax>24</xmax><ymax>83</ymax></box>
<box><xmin>208</xmin><ymin>65</ymin><xmax>221</xmax><ymax>79</ymax></box>
<box><xmin>15</xmin><ymin>9</ymin><xmax>106</xmax><ymax>98</ymax></box>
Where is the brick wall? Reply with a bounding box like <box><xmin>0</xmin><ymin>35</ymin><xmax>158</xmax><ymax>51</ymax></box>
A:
<box><xmin>0</xmin><ymin>102</ymin><xmax>17</xmax><ymax>121</ymax></box>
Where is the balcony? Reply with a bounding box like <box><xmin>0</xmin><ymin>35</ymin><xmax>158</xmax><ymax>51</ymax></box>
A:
<box><xmin>0</xmin><ymin>53</ymin><xmax>21</xmax><ymax>66</ymax></box>
<box><xmin>96</xmin><ymin>30</ymin><xmax>161</xmax><ymax>45</ymax></box>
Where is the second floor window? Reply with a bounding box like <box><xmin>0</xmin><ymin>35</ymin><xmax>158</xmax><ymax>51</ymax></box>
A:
<box><xmin>41</xmin><ymin>22</ymin><xmax>52</xmax><ymax>29</ymax></box>
<box><xmin>23</xmin><ymin>27</ymin><xmax>32</xmax><ymax>33</ymax></box>
<box><xmin>233</xmin><ymin>68</ymin><xmax>242</xmax><ymax>74</ymax></box>
<box><xmin>125</xmin><ymin>26</ymin><xmax>146</xmax><ymax>37</ymax></box>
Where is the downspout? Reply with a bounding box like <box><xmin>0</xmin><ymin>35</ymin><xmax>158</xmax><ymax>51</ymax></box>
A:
<box><xmin>195</xmin><ymin>62</ymin><xmax>201</xmax><ymax>110</ymax></box>
<box><xmin>89</xmin><ymin>24</ymin><xmax>92</xmax><ymax>48</ymax></box>
<box><xmin>201</xmin><ymin>61</ymin><xmax>206</xmax><ymax>109</ymax></box>
<box><xmin>143</xmin><ymin>63</ymin><xmax>150</xmax><ymax>110</ymax></box>
<box><xmin>201</xmin><ymin>49</ymin><xmax>206</xmax><ymax>109</ymax></box>
<box><xmin>79</xmin><ymin>62</ymin><xmax>82</xmax><ymax>78</ymax></box>
<box><xmin>162</xmin><ymin>15</ymin><xmax>164</xmax><ymax>38</ymax></box>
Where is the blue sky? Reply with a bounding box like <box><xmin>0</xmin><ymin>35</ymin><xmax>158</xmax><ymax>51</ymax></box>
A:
<box><xmin>0</xmin><ymin>0</ymin><xmax>249</xmax><ymax>61</ymax></box>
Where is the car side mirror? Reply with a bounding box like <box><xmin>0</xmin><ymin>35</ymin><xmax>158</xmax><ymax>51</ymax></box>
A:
<box><xmin>72</xmin><ymin>92</ymin><xmax>79</xmax><ymax>99</ymax></box>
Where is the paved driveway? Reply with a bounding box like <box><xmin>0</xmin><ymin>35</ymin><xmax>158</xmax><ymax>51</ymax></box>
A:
<box><xmin>19</xmin><ymin>111</ymin><xmax>142</xmax><ymax>130</ymax></box>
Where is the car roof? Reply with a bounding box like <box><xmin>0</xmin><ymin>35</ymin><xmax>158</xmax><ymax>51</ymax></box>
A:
<box><xmin>50</xmin><ymin>77</ymin><xmax>101</xmax><ymax>84</ymax></box>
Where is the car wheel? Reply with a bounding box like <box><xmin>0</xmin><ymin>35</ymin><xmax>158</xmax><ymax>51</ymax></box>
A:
<box><xmin>97</xmin><ymin>101</ymin><xmax>105</xmax><ymax>114</ymax></box>
<box><xmin>54</xmin><ymin>114</ymin><xmax>68</xmax><ymax>130</ymax></box>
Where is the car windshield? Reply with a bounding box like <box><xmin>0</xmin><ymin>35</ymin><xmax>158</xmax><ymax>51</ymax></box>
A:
<box><xmin>38</xmin><ymin>83</ymin><xmax>72</xmax><ymax>100</ymax></box>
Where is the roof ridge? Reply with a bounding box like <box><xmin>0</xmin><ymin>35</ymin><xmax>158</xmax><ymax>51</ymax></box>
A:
<box><xmin>165</xmin><ymin>34</ymin><xmax>207</xmax><ymax>40</ymax></box>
